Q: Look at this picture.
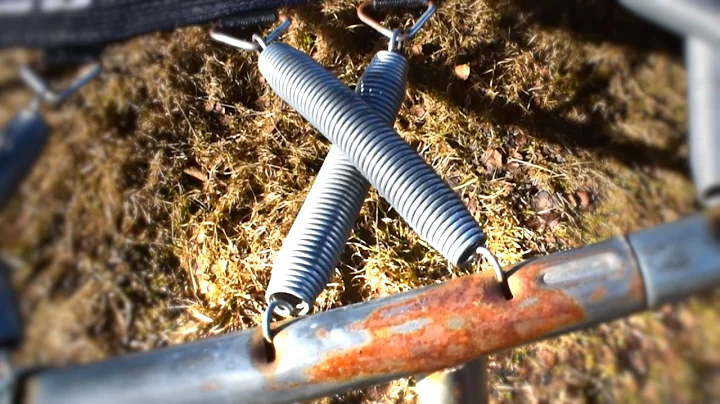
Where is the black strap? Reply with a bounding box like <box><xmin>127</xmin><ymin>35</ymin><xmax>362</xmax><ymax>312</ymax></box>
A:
<box><xmin>0</xmin><ymin>0</ymin><xmax>313</xmax><ymax>49</ymax></box>
<box><xmin>42</xmin><ymin>45</ymin><xmax>106</xmax><ymax>66</ymax></box>
<box><xmin>219</xmin><ymin>10</ymin><xmax>278</xmax><ymax>29</ymax></box>
<box><xmin>373</xmin><ymin>0</ymin><xmax>428</xmax><ymax>9</ymax></box>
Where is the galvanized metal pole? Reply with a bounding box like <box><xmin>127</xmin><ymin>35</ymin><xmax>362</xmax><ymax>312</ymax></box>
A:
<box><xmin>18</xmin><ymin>212</ymin><xmax>720</xmax><ymax>404</ymax></box>
<box><xmin>619</xmin><ymin>0</ymin><xmax>720</xmax><ymax>48</ymax></box>
<box><xmin>620</xmin><ymin>0</ymin><xmax>720</xmax><ymax>206</ymax></box>
<box><xmin>686</xmin><ymin>37</ymin><xmax>720</xmax><ymax>206</ymax></box>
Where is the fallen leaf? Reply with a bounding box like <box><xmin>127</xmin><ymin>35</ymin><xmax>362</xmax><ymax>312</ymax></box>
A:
<box><xmin>533</xmin><ymin>190</ymin><xmax>554</xmax><ymax>213</ymax></box>
<box><xmin>211</xmin><ymin>259</ymin><xmax>228</xmax><ymax>276</ymax></box>
<box><xmin>539</xmin><ymin>350</ymin><xmax>557</xmax><ymax>368</ymax></box>
<box><xmin>204</xmin><ymin>100</ymin><xmax>214</xmax><ymax>112</ymax></box>
<box><xmin>466</xmin><ymin>198</ymin><xmax>478</xmax><ymax>214</ymax></box>
<box><xmin>527</xmin><ymin>211</ymin><xmax>560</xmax><ymax>231</ymax></box>
<box><xmin>481</xmin><ymin>148</ymin><xmax>503</xmax><ymax>172</ymax></box>
<box><xmin>567</xmin><ymin>193</ymin><xmax>578</xmax><ymax>208</ymax></box>
<box><xmin>410</xmin><ymin>104</ymin><xmax>426</xmax><ymax>119</ymax></box>
<box><xmin>184</xmin><ymin>167</ymin><xmax>207</xmax><ymax>182</ymax></box>
<box><xmin>454</xmin><ymin>63</ymin><xmax>471</xmax><ymax>80</ymax></box>
<box><xmin>544</xmin><ymin>211</ymin><xmax>561</xmax><ymax>229</ymax></box>
<box><xmin>196</xmin><ymin>230</ymin><xmax>206</xmax><ymax>244</ymax></box>
<box><xmin>515</xmin><ymin>133</ymin><xmax>528</xmax><ymax>148</ymax></box>
<box><xmin>507</xmin><ymin>151</ymin><xmax>523</xmax><ymax>172</ymax></box>
<box><xmin>410</xmin><ymin>44</ymin><xmax>424</xmax><ymax>56</ymax></box>
<box><xmin>574</xmin><ymin>189</ymin><xmax>591</xmax><ymax>209</ymax></box>
<box><xmin>629</xmin><ymin>352</ymin><xmax>648</xmax><ymax>376</ymax></box>
<box><xmin>526</xmin><ymin>215</ymin><xmax>544</xmax><ymax>231</ymax></box>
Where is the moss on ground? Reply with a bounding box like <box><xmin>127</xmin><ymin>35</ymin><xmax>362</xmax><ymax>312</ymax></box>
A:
<box><xmin>1</xmin><ymin>0</ymin><xmax>717</xmax><ymax>402</ymax></box>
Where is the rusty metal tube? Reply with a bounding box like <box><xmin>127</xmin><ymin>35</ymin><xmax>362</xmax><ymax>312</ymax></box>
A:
<box><xmin>20</xmin><ymin>212</ymin><xmax>720</xmax><ymax>404</ymax></box>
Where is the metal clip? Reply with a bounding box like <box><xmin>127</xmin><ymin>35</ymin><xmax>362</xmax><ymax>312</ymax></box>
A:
<box><xmin>357</xmin><ymin>0</ymin><xmax>437</xmax><ymax>46</ymax></box>
<box><xmin>209</xmin><ymin>14</ymin><xmax>291</xmax><ymax>52</ymax></box>
<box><xmin>263</xmin><ymin>300</ymin><xmax>281</xmax><ymax>343</ymax></box>
<box><xmin>19</xmin><ymin>62</ymin><xmax>101</xmax><ymax>108</ymax></box>
<box><xmin>475</xmin><ymin>245</ymin><xmax>505</xmax><ymax>284</ymax></box>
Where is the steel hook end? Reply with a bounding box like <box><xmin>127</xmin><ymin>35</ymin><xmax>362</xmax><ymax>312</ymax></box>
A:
<box><xmin>357</xmin><ymin>0</ymin><xmax>436</xmax><ymax>44</ymax></box>
<box><xmin>252</xmin><ymin>34</ymin><xmax>268</xmax><ymax>50</ymax></box>
<box><xmin>20</xmin><ymin>62</ymin><xmax>101</xmax><ymax>107</ymax></box>
<box><xmin>209</xmin><ymin>14</ymin><xmax>292</xmax><ymax>53</ymax></box>
<box><xmin>475</xmin><ymin>246</ymin><xmax>505</xmax><ymax>284</ymax></box>
<box><xmin>263</xmin><ymin>300</ymin><xmax>281</xmax><ymax>343</ymax></box>
<box><xmin>388</xmin><ymin>29</ymin><xmax>401</xmax><ymax>52</ymax></box>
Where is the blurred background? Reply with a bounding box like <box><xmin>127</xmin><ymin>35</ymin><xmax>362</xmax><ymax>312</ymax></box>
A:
<box><xmin>1</xmin><ymin>0</ymin><xmax>717</xmax><ymax>402</ymax></box>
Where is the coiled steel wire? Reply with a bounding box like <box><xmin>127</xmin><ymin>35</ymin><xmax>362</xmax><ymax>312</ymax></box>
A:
<box><xmin>265</xmin><ymin>50</ymin><xmax>408</xmax><ymax>317</ymax></box>
<box><xmin>258</xmin><ymin>43</ymin><xmax>487</xmax><ymax>267</ymax></box>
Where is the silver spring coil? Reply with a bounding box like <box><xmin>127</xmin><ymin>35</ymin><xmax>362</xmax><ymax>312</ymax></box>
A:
<box><xmin>258</xmin><ymin>43</ymin><xmax>487</xmax><ymax>267</ymax></box>
<box><xmin>266</xmin><ymin>50</ymin><xmax>408</xmax><ymax>317</ymax></box>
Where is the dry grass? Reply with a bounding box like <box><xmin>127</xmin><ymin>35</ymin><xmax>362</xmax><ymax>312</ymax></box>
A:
<box><xmin>0</xmin><ymin>0</ymin><xmax>716</xmax><ymax>402</ymax></box>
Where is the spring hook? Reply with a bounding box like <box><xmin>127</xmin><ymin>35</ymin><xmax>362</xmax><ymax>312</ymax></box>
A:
<box><xmin>209</xmin><ymin>14</ymin><xmax>291</xmax><ymax>52</ymax></box>
<box><xmin>210</xmin><ymin>19</ymin><xmax>409</xmax><ymax>343</ymax></box>
<box><xmin>19</xmin><ymin>62</ymin><xmax>101</xmax><ymax>107</ymax></box>
<box><xmin>209</xmin><ymin>10</ymin><xmax>499</xmax><ymax>342</ymax></box>
<box><xmin>1</xmin><ymin>63</ymin><xmax>101</xmax><ymax>211</ymax></box>
<box><xmin>258</xmin><ymin>43</ymin><xmax>487</xmax><ymax>268</ymax></box>
<box><xmin>388</xmin><ymin>29</ymin><xmax>401</xmax><ymax>52</ymax></box>
<box><xmin>357</xmin><ymin>0</ymin><xmax>437</xmax><ymax>45</ymax></box>
<box><xmin>476</xmin><ymin>246</ymin><xmax>504</xmax><ymax>284</ymax></box>
<box><xmin>261</xmin><ymin>7</ymin><xmax>438</xmax><ymax>343</ymax></box>
<box><xmin>263</xmin><ymin>51</ymin><xmax>410</xmax><ymax>340</ymax></box>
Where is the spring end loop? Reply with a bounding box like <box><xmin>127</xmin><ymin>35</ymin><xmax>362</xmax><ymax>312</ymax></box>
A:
<box><xmin>388</xmin><ymin>29</ymin><xmax>401</xmax><ymax>52</ymax></box>
<box><xmin>263</xmin><ymin>300</ymin><xmax>281</xmax><ymax>343</ymax></box>
<box><xmin>209</xmin><ymin>14</ymin><xmax>291</xmax><ymax>52</ymax></box>
<box><xmin>475</xmin><ymin>246</ymin><xmax>504</xmax><ymax>284</ymax></box>
<box><xmin>252</xmin><ymin>34</ymin><xmax>268</xmax><ymax>50</ymax></box>
<box><xmin>357</xmin><ymin>0</ymin><xmax>436</xmax><ymax>43</ymax></box>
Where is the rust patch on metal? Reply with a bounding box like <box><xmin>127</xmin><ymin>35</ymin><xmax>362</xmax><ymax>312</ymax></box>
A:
<box><xmin>629</xmin><ymin>258</ymin><xmax>646</xmax><ymax>302</ymax></box>
<box><xmin>200</xmin><ymin>382</ymin><xmax>219</xmax><ymax>391</ymax></box>
<box><xmin>306</xmin><ymin>263</ymin><xmax>586</xmax><ymax>383</ymax></box>
<box><xmin>248</xmin><ymin>316</ymin><xmax>308</xmax><ymax>389</ymax></box>
<box><xmin>248</xmin><ymin>327</ymin><xmax>280</xmax><ymax>383</ymax></box>
<box><xmin>316</xmin><ymin>328</ymin><xmax>328</xmax><ymax>339</ymax></box>
<box><xmin>589</xmin><ymin>286</ymin><xmax>608</xmax><ymax>303</ymax></box>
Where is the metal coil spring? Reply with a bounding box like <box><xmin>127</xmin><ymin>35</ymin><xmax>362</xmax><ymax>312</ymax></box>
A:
<box><xmin>266</xmin><ymin>50</ymin><xmax>408</xmax><ymax>317</ymax></box>
<box><xmin>259</xmin><ymin>43</ymin><xmax>486</xmax><ymax>267</ymax></box>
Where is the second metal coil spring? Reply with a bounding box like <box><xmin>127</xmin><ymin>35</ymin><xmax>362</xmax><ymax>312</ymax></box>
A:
<box><xmin>259</xmin><ymin>43</ymin><xmax>486</xmax><ymax>267</ymax></box>
<box><xmin>266</xmin><ymin>51</ymin><xmax>407</xmax><ymax>317</ymax></box>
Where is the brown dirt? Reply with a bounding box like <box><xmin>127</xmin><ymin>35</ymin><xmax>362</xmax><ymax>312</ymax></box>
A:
<box><xmin>1</xmin><ymin>0</ymin><xmax>717</xmax><ymax>402</ymax></box>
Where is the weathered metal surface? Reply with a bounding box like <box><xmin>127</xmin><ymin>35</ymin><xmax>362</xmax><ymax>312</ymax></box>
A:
<box><xmin>283</xmin><ymin>236</ymin><xmax>644</xmax><ymax>384</ymax></box>
<box><xmin>630</xmin><ymin>210</ymin><xmax>720</xmax><ymax>308</ymax></box>
<box><xmin>23</xmin><ymin>213</ymin><xmax>720</xmax><ymax>404</ymax></box>
<box><xmin>685</xmin><ymin>37</ymin><xmax>720</xmax><ymax>206</ymax></box>
<box><xmin>299</xmin><ymin>271</ymin><xmax>583</xmax><ymax>383</ymax></box>
<box><xmin>527</xmin><ymin>237</ymin><xmax>646</xmax><ymax>329</ymax></box>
